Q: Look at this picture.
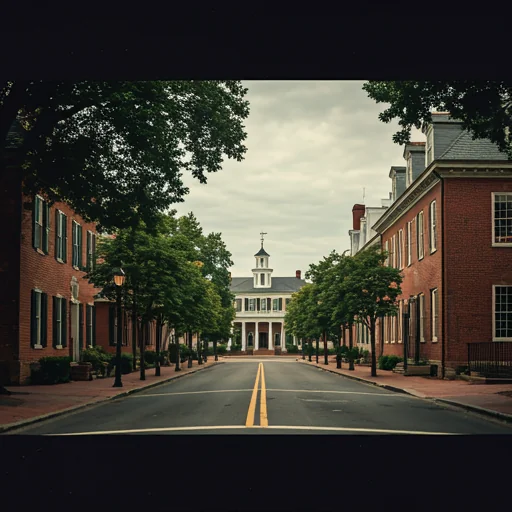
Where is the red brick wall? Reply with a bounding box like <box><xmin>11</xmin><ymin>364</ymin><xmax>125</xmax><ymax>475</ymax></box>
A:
<box><xmin>0</xmin><ymin>165</ymin><xmax>22</xmax><ymax>384</ymax></box>
<box><xmin>444</xmin><ymin>178</ymin><xmax>512</xmax><ymax>368</ymax></box>
<box><xmin>381</xmin><ymin>182</ymin><xmax>443</xmax><ymax>364</ymax></box>
<box><xmin>17</xmin><ymin>194</ymin><xmax>101</xmax><ymax>384</ymax></box>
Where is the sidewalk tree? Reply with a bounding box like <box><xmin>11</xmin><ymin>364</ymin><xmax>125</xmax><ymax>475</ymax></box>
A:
<box><xmin>342</xmin><ymin>245</ymin><xmax>403</xmax><ymax>377</ymax></box>
<box><xmin>363</xmin><ymin>80</ymin><xmax>512</xmax><ymax>157</ymax></box>
<box><xmin>1</xmin><ymin>80</ymin><xmax>250</xmax><ymax>231</ymax></box>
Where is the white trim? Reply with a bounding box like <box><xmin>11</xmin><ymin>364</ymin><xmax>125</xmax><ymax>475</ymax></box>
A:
<box><xmin>417</xmin><ymin>211</ymin><xmax>424</xmax><ymax>260</ymax></box>
<box><xmin>429</xmin><ymin>200</ymin><xmax>437</xmax><ymax>253</ymax></box>
<box><xmin>406</xmin><ymin>221</ymin><xmax>412</xmax><ymax>266</ymax></box>
<box><xmin>419</xmin><ymin>293</ymin><xmax>425</xmax><ymax>343</ymax></box>
<box><xmin>55</xmin><ymin>345</ymin><xmax>64</xmax><ymax>350</ymax></box>
<box><xmin>493</xmin><ymin>285</ymin><xmax>512</xmax><ymax>341</ymax></box>
<box><xmin>431</xmin><ymin>288</ymin><xmax>439</xmax><ymax>342</ymax></box>
<box><xmin>492</xmin><ymin>192</ymin><xmax>512</xmax><ymax>246</ymax></box>
<box><xmin>398</xmin><ymin>229</ymin><xmax>404</xmax><ymax>270</ymax></box>
<box><xmin>33</xmin><ymin>344</ymin><xmax>43</xmax><ymax>349</ymax></box>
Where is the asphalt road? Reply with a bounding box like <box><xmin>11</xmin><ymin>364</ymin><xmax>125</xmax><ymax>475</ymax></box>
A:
<box><xmin>6</xmin><ymin>359</ymin><xmax>512</xmax><ymax>435</ymax></box>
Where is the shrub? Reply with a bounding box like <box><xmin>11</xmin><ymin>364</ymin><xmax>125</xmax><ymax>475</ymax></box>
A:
<box><xmin>378</xmin><ymin>355</ymin><xmax>403</xmax><ymax>371</ymax></box>
<box><xmin>216</xmin><ymin>344</ymin><xmax>227</xmax><ymax>355</ymax></box>
<box><xmin>31</xmin><ymin>356</ymin><xmax>72</xmax><ymax>385</ymax></box>
<box><xmin>82</xmin><ymin>346</ymin><xmax>112</xmax><ymax>376</ymax></box>
<box><xmin>111</xmin><ymin>353</ymin><xmax>134</xmax><ymax>374</ymax></box>
<box><xmin>286</xmin><ymin>344</ymin><xmax>299</xmax><ymax>353</ymax></box>
<box><xmin>230</xmin><ymin>343</ymin><xmax>242</xmax><ymax>352</ymax></box>
<box><xmin>144</xmin><ymin>350</ymin><xmax>165</xmax><ymax>365</ymax></box>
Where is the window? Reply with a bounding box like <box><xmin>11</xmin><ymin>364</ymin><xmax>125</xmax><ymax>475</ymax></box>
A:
<box><xmin>86</xmin><ymin>305</ymin><xmax>95</xmax><ymax>347</ymax></box>
<box><xmin>418</xmin><ymin>293</ymin><xmax>425</xmax><ymax>342</ymax></box>
<box><xmin>261</xmin><ymin>298</ymin><xmax>267</xmax><ymax>311</ymax></box>
<box><xmin>260</xmin><ymin>257</ymin><xmax>264</xmax><ymax>267</ymax></box>
<box><xmin>273</xmin><ymin>299</ymin><xmax>278</xmax><ymax>311</ymax></box>
<box><xmin>72</xmin><ymin>220</ymin><xmax>83</xmax><ymax>269</ymax></box>
<box><xmin>248</xmin><ymin>332</ymin><xmax>254</xmax><ymax>346</ymax></box>
<box><xmin>235</xmin><ymin>299</ymin><xmax>242</xmax><ymax>312</ymax></box>
<box><xmin>391</xmin><ymin>315</ymin><xmax>396</xmax><ymax>343</ymax></box>
<box><xmin>429</xmin><ymin>200</ymin><xmax>437</xmax><ymax>253</ymax></box>
<box><xmin>86</xmin><ymin>231</ymin><xmax>96</xmax><ymax>271</ymax></box>
<box><xmin>249</xmin><ymin>298</ymin><xmax>255</xmax><ymax>312</ymax></box>
<box><xmin>398</xmin><ymin>230</ymin><xmax>403</xmax><ymax>269</ymax></box>
<box><xmin>431</xmin><ymin>288</ymin><xmax>439</xmax><ymax>342</ymax></box>
<box><xmin>397</xmin><ymin>300</ymin><xmax>403</xmax><ymax>343</ymax></box>
<box><xmin>494</xmin><ymin>286</ymin><xmax>512</xmax><ymax>340</ymax></box>
<box><xmin>55</xmin><ymin>210</ymin><xmax>67</xmax><ymax>262</ymax></box>
<box><xmin>417</xmin><ymin>211</ymin><xmax>424</xmax><ymax>260</ymax></box>
<box><xmin>384</xmin><ymin>240</ymin><xmax>389</xmax><ymax>266</ymax></box>
<box><xmin>426</xmin><ymin>127</ymin><xmax>433</xmax><ymax>165</ymax></box>
<box><xmin>52</xmin><ymin>296</ymin><xmax>67</xmax><ymax>348</ymax></box>
<box><xmin>285</xmin><ymin>298</ymin><xmax>291</xmax><ymax>308</ymax></box>
<box><xmin>407</xmin><ymin>221</ymin><xmax>412</xmax><ymax>266</ymax></box>
<box><xmin>493</xmin><ymin>193</ymin><xmax>512</xmax><ymax>245</ymax></box>
<box><xmin>30</xmin><ymin>290</ymin><xmax>48</xmax><ymax>348</ymax></box>
<box><xmin>33</xmin><ymin>195</ymin><xmax>50</xmax><ymax>254</ymax></box>
<box><xmin>260</xmin><ymin>273</ymin><xmax>265</xmax><ymax>286</ymax></box>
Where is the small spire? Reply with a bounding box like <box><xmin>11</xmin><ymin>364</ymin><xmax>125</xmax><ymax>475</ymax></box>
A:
<box><xmin>260</xmin><ymin>230</ymin><xmax>267</xmax><ymax>247</ymax></box>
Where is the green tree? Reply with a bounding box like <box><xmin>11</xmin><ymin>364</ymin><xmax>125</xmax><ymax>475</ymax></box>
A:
<box><xmin>362</xmin><ymin>81</ymin><xmax>512</xmax><ymax>157</ymax></box>
<box><xmin>342</xmin><ymin>246</ymin><xmax>403</xmax><ymax>377</ymax></box>
<box><xmin>1</xmin><ymin>81</ymin><xmax>250</xmax><ymax>231</ymax></box>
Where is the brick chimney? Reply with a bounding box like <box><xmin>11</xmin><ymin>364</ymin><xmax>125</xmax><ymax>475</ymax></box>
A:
<box><xmin>296</xmin><ymin>270</ymin><xmax>301</xmax><ymax>279</ymax></box>
<box><xmin>352</xmin><ymin>204</ymin><xmax>366</xmax><ymax>230</ymax></box>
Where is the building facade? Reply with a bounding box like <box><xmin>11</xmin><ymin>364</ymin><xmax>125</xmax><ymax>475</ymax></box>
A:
<box><xmin>229</xmin><ymin>238</ymin><xmax>307</xmax><ymax>354</ymax></box>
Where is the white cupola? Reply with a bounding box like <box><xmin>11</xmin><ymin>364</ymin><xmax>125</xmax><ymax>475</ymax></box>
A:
<box><xmin>252</xmin><ymin>232</ymin><xmax>273</xmax><ymax>288</ymax></box>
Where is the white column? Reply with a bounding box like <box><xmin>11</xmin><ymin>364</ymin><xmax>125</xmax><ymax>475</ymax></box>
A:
<box><xmin>255</xmin><ymin>322</ymin><xmax>259</xmax><ymax>350</ymax></box>
<box><xmin>268</xmin><ymin>321</ymin><xmax>273</xmax><ymax>350</ymax></box>
<box><xmin>281</xmin><ymin>323</ymin><xmax>285</xmax><ymax>352</ymax></box>
<box><xmin>241</xmin><ymin>322</ymin><xmax>246</xmax><ymax>351</ymax></box>
<box><xmin>227</xmin><ymin>338</ymin><xmax>232</xmax><ymax>351</ymax></box>
<box><xmin>293</xmin><ymin>335</ymin><xmax>297</xmax><ymax>346</ymax></box>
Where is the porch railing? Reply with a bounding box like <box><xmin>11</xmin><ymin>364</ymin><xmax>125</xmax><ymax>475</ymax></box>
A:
<box><xmin>467</xmin><ymin>342</ymin><xmax>512</xmax><ymax>378</ymax></box>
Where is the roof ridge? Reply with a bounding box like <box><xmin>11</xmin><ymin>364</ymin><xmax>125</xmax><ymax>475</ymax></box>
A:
<box><xmin>438</xmin><ymin>129</ymin><xmax>466</xmax><ymax>160</ymax></box>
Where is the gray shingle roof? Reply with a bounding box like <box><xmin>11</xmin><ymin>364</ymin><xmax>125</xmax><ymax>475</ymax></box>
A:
<box><xmin>439</xmin><ymin>130</ymin><xmax>510</xmax><ymax>161</ymax></box>
<box><xmin>230</xmin><ymin>277</ymin><xmax>307</xmax><ymax>293</ymax></box>
<box><xmin>254</xmin><ymin>246</ymin><xmax>270</xmax><ymax>257</ymax></box>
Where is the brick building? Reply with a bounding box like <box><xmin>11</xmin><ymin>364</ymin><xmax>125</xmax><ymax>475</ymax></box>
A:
<box><xmin>350</xmin><ymin>112</ymin><xmax>512</xmax><ymax>377</ymax></box>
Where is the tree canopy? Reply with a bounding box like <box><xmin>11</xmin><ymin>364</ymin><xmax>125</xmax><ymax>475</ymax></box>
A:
<box><xmin>1</xmin><ymin>80</ymin><xmax>250</xmax><ymax>231</ymax></box>
<box><xmin>363</xmin><ymin>80</ymin><xmax>512</xmax><ymax>157</ymax></box>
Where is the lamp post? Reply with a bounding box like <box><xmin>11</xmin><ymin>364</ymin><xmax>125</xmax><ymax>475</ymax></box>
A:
<box><xmin>174</xmin><ymin>333</ymin><xmax>181</xmax><ymax>372</ymax></box>
<box><xmin>113</xmin><ymin>268</ymin><xmax>125</xmax><ymax>388</ymax></box>
<box><xmin>409</xmin><ymin>295</ymin><xmax>420</xmax><ymax>365</ymax></box>
<box><xmin>403</xmin><ymin>299</ymin><xmax>410</xmax><ymax>373</ymax></box>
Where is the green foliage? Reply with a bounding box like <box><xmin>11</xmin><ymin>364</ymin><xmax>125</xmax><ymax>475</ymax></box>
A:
<box><xmin>230</xmin><ymin>343</ymin><xmax>242</xmax><ymax>352</ymax></box>
<box><xmin>82</xmin><ymin>346</ymin><xmax>112</xmax><ymax>377</ymax></box>
<box><xmin>362</xmin><ymin>80</ymin><xmax>512</xmax><ymax>158</ymax></box>
<box><xmin>111</xmin><ymin>353</ymin><xmax>134</xmax><ymax>374</ymax></box>
<box><xmin>378</xmin><ymin>355</ymin><xmax>403</xmax><ymax>371</ymax></box>
<box><xmin>144</xmin><ymin>350</ymin><xmax>163</xmax><ymax>365</ymax></box>
<box><xmin>31</xmin><ymin>356</ymin><xmax>72</xmax><ymax>384</ymax></box>
<box><xmin>286</xmin><ymin>344</ymin><xmax>299</xmax><ymax>354</ymax></box>
<box><xmin>216</xmin><ymin>344</ymin><xmax>227</xmax><ymax>355</ymax></box>
<box><xmin>2</xmin><ymin>81</ymin><xmax>250</xmax><ymax>231</ymax></box>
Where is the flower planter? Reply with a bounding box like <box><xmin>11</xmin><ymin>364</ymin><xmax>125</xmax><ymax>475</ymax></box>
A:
<box><xmin>71</xmin><ymin>362</ymin><xmax>93</xmax><ymax>381</ymax></box>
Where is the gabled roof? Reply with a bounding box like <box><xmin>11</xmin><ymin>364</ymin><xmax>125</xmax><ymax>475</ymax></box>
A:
<box><xmin>230</xmin><ymin>276</ymin><xmax>306</xmax><ymax>294</ymax></box>
<box><xmin>438</xmin><ymin>130</ymin><xmax>509</xmax><ymax>161</ymax></box>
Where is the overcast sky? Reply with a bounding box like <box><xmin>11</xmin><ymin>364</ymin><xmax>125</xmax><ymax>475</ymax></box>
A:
<box><xmin>173</xmin><ymin>80</ymin><xmax>425</xmax><ymax>278</ymax></box>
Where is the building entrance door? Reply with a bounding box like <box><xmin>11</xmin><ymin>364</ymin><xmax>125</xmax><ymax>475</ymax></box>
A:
<box><xmin>259</xmin><ymin>332</ymin><xmax>268</xmax><ymax>349</ymax></box>
<box><xmin>71</xmin><ymin>303</ymin><xmax>80</xmax><ymax>362</ymax></box>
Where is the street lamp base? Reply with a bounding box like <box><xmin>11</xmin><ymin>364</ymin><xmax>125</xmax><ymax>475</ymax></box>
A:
<box><xmin>113</xmin><ymin>381</ymin><xmax>123</xmax><ymax>388</ymax></box>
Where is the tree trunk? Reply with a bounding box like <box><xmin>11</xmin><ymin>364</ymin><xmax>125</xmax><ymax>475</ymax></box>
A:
<box><xmin>307</xmin><ymin>338</ymin><xmax>312</xmax><ymax>362</ymax></box>
<box><xmin>187</xmin><ymin>330</ymin><xmax>193</xmax><ymax>368</ymax></box>
<box><xmin>139</xmin><ymin>318</ymin><xmax>146</xmax><ymax>381</ymax></box>
<box><xmin>315</xmin><ymin>338</ymin><xmax>319</xmax><ymax>363</ymax></box>
<box><xmin>323</xmin><ymin>330</ymin><xmax>328</xmax><ymax>365</ymax></box>
<box><xmin>175</xmin><ymin>332</ymin><xmax>181</xmax><ymax>372</ymax></box>
<box><xmin>155</xmin><ymin>317</ymin><xmax>161</xmax><ymax>377</ymax></box>
<box><xmin>197</xmin><ymin>332</ymin><xmax>202</xmax><ymax>365</ymax></box>
<box><xmin>337</xmin><ymin>325</ymin><xmax>342</xmax><ymax>369</ymax></box>
<box><xmin>348</xmin><ymin>323</ymin><xmax>354</xmax><ymax>371</ymax></box>
<box><xmin>379</xmin><ymin>316</ymin><xmax>385</xmax><ymax>357</ymax></box>
<box><xmin>131</xmin><ymin>302</ymin><xmax>137</xmax><ymax>371</ymax></box>
<box><xmin>370</xmin><ymin>317</ymin><xmax>377</xmax><ymax>377</ymax></box>
<box><xmin>214</xmin><ymin>339</ymin><xmax>218</xmax><ymax>361</ymax></box>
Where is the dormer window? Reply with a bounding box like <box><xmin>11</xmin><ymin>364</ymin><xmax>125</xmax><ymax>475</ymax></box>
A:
<box><xmin>426</xmin><ymin>127</ymin><xmax>434</xmax><ymax>166</ymax></box>
<box><xmin>406</xmin><ymin>153</ymin><xmax>413</xmax><ymax>187</ymax></box>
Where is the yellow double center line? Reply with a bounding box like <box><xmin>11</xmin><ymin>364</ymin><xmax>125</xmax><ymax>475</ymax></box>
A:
<box><xmin>245</xmin><ymin>362</ymin><xmax>268</xmax><ymax>427</ymax></box>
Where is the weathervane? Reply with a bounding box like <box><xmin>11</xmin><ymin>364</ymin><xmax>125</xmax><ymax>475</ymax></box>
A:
<box><xmin>260</xmin><ymin>231</ymin><xmax>267</xmax><ymax>247</ymax></box>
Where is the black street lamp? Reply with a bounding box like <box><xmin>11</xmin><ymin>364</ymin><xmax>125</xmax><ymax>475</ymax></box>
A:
<box><xmin>113</xmin><ymin>268</ymin><xmax>125</xmax><ymax>388</ymax></box>
<box><xmin>409</xmin><ymin>295</ymin><xmax>420</xmax><ymax>365</ymax></box>
<box><xmin>302</xmin><ymin>338</ymin><xmax>305</xmax><ymax>360</ymax></box>
<box><xmin>174</xmin><ymin>333</ymin><xmax>181</xmax><ymax>372</ymax></box>
<box><xmin>403</xmin><ymin>299</ymin><xmax>410</xmax><ymax>373</ymax></box>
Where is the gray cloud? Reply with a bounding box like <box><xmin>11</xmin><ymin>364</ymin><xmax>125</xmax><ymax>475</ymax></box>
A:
<box><xmin>173</xmin><ymin>80</ymin><xmax>425</xmax><ymax>277</ymax></box>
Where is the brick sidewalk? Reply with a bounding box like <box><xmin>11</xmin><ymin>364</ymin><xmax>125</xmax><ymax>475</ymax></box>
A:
<box><xmin>299</xmin><ymin>357</ymin><xmax>512</xmax><ymax>422</ymax></box>
<box><xmin>0</xmin><ymin>359</ymin><xmax>223</xmax><ymax>432</ymax></box>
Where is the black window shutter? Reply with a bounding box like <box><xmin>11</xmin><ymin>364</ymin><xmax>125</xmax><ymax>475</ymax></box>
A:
<box><xmin>79</xmin><ymin>303</ymin><xmax>84</xmax><ymax>349</ymax></box>
<box><xmin>72</xmin><ymin>222</ymin><xmax>76</xmax><ymax>266</ymax></box>
<box><xmin>54</xmin><ymin>210</ymin><xmax>59</xmax><ymax>261</ymax></box>
<box><xmin>92</xmin><ymin>234</ymin><xmax>96</xmax><ymax>270</ymax></box>
<box><xmin>109</xmin><ymin>304</ymin><xmax>115</xmax><ymax>345</ymax></box>
<box><xmin>267</xmin><ymin>298</ymin><xmax>271</xmax><ymax>310</ymax></box>
<box><xmin>30</xmin><ymin>290</ymin><xmax>37</xmax><ymax>347</ymax></box>
<box><xmin>52</xmin><ymin>296</ymin><xmax>58</xmax><ymax>348</ymax></box>
<box><xmin>279</xmin><ymin>298</ymin><xmax>283</xmax><ymax>310</ymax></box>
<box><xmin>244</xmin><ymin>298</ymin><xmax>249</xmax><ymax>311</ymax></box>
<box><xmin>78</xmin><ymin>225</ymin><xmax>83</xmax><ymax>268</ymax></box>
<box><xmin>32</xmin><ymin>196</ymin><xmax>38</xmax><ymax>249</ymax></box>
<box><xmin>41</xmin><ymin>293</ymin><xmax>48</xmax><ymax>347</ymax></box>
<box><xmin>61</xmin><ymin>298</ymin><xmax>67</xmax><ymax>347</ymax></box>
<box><xmin>86</xmin><ymin>232</ymin><xmax>91</xmax><ymax>271</ymax></box>
<box><xmin>257</xmin><ymin>298</ymin><xmax>260</xmax><ymax>311</ymax></box>
<box><xmin>92</xmin><ymin>306</ymin><xmax>96</xmax><ymax>346</ymax></box>
<box><xmin>63</xmin><ymin>215</ymin><xmax>68</xmax><ymax>263</ymax></box>
<box><xmin>86</xmin><ymin>305</ymin><xmax>92</xmax><ymax>346</ymax></box>
<box><xmin>42</xmin><ymin>202</ymin><xmax>50</xmax><ymax>254</ymax></box>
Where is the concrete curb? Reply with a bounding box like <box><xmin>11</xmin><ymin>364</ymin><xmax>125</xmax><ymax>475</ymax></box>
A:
<box><xmin>299</xmin><ymin>360</ymin><xmax>512</xmax><ymax>424</ymax></box>
<box><xmin>0</xmin><ymin>361</ymin><xmax>223</xmax><ymax>434</ymax></box>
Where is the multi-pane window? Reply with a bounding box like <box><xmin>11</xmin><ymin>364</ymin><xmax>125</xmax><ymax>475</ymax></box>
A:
<box><xmin>418</xmin><ymin>293</ymin><xmax>425</xmax><ymax>342</ymax></box>
<box><xmin>55</xmin><ymin>210</ymin><xmax>67</xmax><ymax>262</ymax></box>
<box><xmin>429</xmin><ymin>200</ymin><xmax>437</xmax><ymax>252</ymax></box>
<box><xmin>261</xmin><ymin>298</ymin><xmax>267</xmax><ymax>311</ymax></box>
<box><xmin>493</xmin><ymin>193</ymin><xmax>512</xmax><ymax>244</ymax></box>
<box><xmin>260</xmin><ymin>257</ymin><xmax>264</xmax><ymax>267</ymax></box>
<box><xmin>31</xmin><ymin>290</ymin><xmax>48</xmax><ymax>348</ymax></box>
<box><xmin>391</xmin><ymin>315</ymin><xmax>396</xmax><ymax>343</ymax></box>
<box><xmin>407</xmin><ymin>221</ymin><xmax>412</xmax><ymax>266</ymax></box>
<box><xmin>249</xmin><ymin>298</ymin><xmax>255</xmax><ymax>311</ymax></box>
<box><xmin>384</xmin><ymin>240</ymin><xmax>389</xmax><ymax>266</ymax></box>
<box><xmin>494</xmin><ymin>286</ymin><xmax>512</xmax><ymax>340</ymax></box>
<box><xmin>235</xmin><ymin>299</ymin><xmax>242</xmax><ymax>312</ymax></box>
<box><xmin>72</xmin><ymin>220</ymin><xmax>83</xmax><ymax>268</ymax></box>
<box><xmin>52</xmin><ymin>296</ymin><xmax>67</xmax><ymax>348</ymax></box>
<box><xmin>86</xmin><ymin>305</ymin><xmax>95</xmax><ymax>347</ymax></box>
<box><xmin>392</xmin><ymin>235</ymin><xmax>397</xmax><ymax>268</ymax></box>
<box><xmin>398</xmin><ymin>230</ymin><xmax>404</xmax><ymax>269</ymax></box>
<box><xmin>397</xmin><ymin>300</ymin><xmax>403</xmax><ymax>343</ymax></box>
<box><xmin>417</xmin><ymin>211</ymin><xmax>424</xmax><ymax>260</ymax></box>
<box><xmin>33</xmin><ymin>195</ymin><xmax>50</xmax><ymax>254</ymax></box>
<box><xmin>86</xmin><ymin>231</ymin><xmax>96</xmax><ymax>271</ymax></box>
<box><xmin>431</xmin><ymin>288</ymin><xmax>439</xmax><ymax>342</ymax></box>
<box><xmin>273</xmin><ymin>299</ymin><xmax>278</xmax><ymax>311</ymax></box>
